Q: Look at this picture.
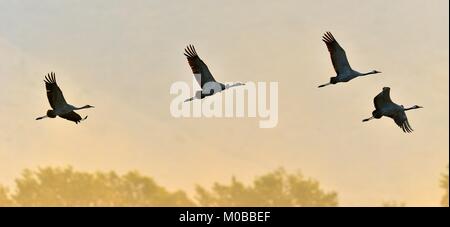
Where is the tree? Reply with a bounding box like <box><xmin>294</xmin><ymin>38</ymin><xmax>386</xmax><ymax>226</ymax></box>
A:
<box><xmin>12</xmin><ymin>166</ymin><xmax>194</xmax><ymax>206</ymax></box>
<box><xmin>0</xmin><ymin>185</ymin><xmax>13</xmax><ymax>206</ymax></box>
<box><xmin>195</xmin><ymin>168</ymin><xmax>338</xmax><ymax>206</ymax></box>
<box><xmin>441</xmin><ymin>167</ymin><xmax>449</xmax><ymax>207</ymax></box>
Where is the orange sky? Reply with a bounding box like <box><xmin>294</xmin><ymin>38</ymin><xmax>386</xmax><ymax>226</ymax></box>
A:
<box><xmin>0</xmin><ymin>0</ymin><xmax>448</xmax><ymax>206</ymax></box>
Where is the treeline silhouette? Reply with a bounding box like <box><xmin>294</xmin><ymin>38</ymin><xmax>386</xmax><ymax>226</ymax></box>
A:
<box><xmin>1</xmin><ymin>166</ymin><xmax>447</xmax><ymax>207</ymax></box>
<box><xmin>195</xmin><ymin>168</ymin><xmax>337</xmax><ymax>206</ymax></box>
<box><xmin>0</xmin><ymin>167</ymin><xmax>337</xmax><ymax>206</ymax></box>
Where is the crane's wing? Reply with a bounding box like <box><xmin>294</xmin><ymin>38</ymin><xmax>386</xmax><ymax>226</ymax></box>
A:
<box><xmin>373</xmin><ymin>87</ymin><xmax>394</xmax><ymax>110</ymax></box>
<box><xmin>184</xmin><ymin>45</ymin><xmax>217</xmax><ymax>88</ymax></box>
<box><xmin>392</xmin><ymin>111</ymin><xmax>413</xmax><ymax>133</ymax></box>
<box><xmin>322</xmin><ymin>32</ymin><xmax>352</xmax><ymax>75</ymax></box>
<box><xmin>44</xmin><ymin>72</ymin><xmax>67</xmax><ymax>110</ymax></box>
<box><xmin>59</xmin><ymin>111</ymin><xmax>86</xmax><ymax>124</ymax></box>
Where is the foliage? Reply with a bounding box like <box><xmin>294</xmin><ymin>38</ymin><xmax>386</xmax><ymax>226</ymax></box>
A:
<box><xmin>195</xmin><ymin>168</ymin><xmax>338</xmax><ymax>206</ymax></box>
<box><xmin>11</xmin><ymin>166</ymin><xmax>193</xmax><ymax>206</ymax></box>
<box><xmin>0</xmin><ymin>185</ymin><xmax>13</xmax><ymax>206</ymax></box>
<box><xmin>0</xmin><ymin>166</ymin><xmax>338</xmax><ymax>207</ymax></box>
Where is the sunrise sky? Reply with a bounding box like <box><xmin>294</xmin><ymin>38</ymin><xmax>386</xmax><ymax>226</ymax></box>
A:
<box><xmin>0</xmin><ymin>0</ymin><xmax>448</xmax><ymax>206</ymax></box>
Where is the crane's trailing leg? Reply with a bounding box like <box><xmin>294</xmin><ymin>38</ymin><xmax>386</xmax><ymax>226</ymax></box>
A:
<box><xmin>318</xmin><ymin>82</ymin><xmax>331</xmax><ymax>88</ymax></box>
<box><xmin>35</xmin><ymin>115</ymin><xmax>48</xmax><ymax>120</ymax></box>
<box><xmin>362</xmin><ymin>116</ymin><xmax>374</xmax><ymax>122</ymax></box>
<box><xmin>184</xmin><ymin>97</ymin><xmax>195</xmax><ymax>102</ymax></box>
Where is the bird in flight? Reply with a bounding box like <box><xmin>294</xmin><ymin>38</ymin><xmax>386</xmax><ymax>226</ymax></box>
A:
<box><xmin>183</xmin><ymin>45</ymin><xmax>245</xmax><ymax>102</ymax></box>
<box><xmin>36</xmin><ymin>72</ymin><xmax>94</xmax><ymax>124</ymax></box>
<box><xmin>362</xmin><ymin>87</ymin><xmax>423</xmax><ymax>133</ymax></box>
<box><xmin>319</xmin><ymin>32</ymin><xmax>381</xmax><ymax>88</ymax></box>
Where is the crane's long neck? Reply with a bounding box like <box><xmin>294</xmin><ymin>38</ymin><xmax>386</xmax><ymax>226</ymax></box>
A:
<box><xmin>74</xmin><ymin>105</ymin><xmax>92</xmax><ymax>110</ymax></box>
<box><xmin>225</xmin><ymin>83</ymin><xmax>245</xmax><ymax>89</ymax></box>
<box><xmin>361</xmin><ymin>71</ymin><xmax>376</xmax><ymax>76</ymax></box>
<box><xmin>404</xmin><ymin>106</ymin><xmax>420</xmax><ymax>111</ymax></box>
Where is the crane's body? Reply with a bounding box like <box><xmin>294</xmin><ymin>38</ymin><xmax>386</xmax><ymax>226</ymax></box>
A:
<box><xmin>36</xmin><ymin>72</ymin><xmax>94</xmax><ymax>124</ymax></box>
<box><xmin>363</xmin><ymin>87</ymin><xmax>423</xmax><ymax>133</ymax></box>
<box><xmin>319</xmin><ymin>32</ymin><xmax>381</xmax><ymax>88</ymax></box>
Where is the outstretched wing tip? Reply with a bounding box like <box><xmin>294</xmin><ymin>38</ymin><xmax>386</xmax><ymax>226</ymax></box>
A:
<box><xmin>184</xmin><ymin>44</ymin><xmax>199</xmax><ymax>58</ymax></box>
<box><xmin>44</xmin><ymin>72</ymin><xmax>57</xmax><ymax>84</ymax></box>
<box><xmin>403</xmin><ymin>120</ymin><xmax>414</xmax><ymax>133</ymax></box>
<box><xmin>322</xmin><ymin>31</ymin><xmax>336</xmax><ymax>43</ymax></box>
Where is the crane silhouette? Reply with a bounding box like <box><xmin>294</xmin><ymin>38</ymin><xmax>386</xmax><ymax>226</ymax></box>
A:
<box><xmin>36</xmin><ymin>72</ymin><xmax>94</xmax><ymax>124</ymax></box>
<box><xmin>183</xmin><ymin>45</ymin><xmax>245</xmax><ymax>102</ymax></box>
<box><xmin>319</xmin><ymin>32</ymin><xmax>381</xmax><ymax>88</ymax></box>
<box><xmin>363</xmin><ymin>87</ymin><xmax>423</xmax><ymax>133</ymax></box>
